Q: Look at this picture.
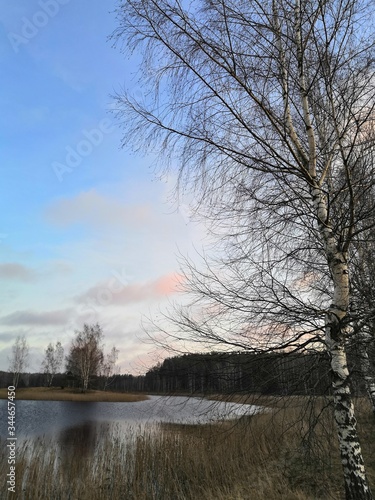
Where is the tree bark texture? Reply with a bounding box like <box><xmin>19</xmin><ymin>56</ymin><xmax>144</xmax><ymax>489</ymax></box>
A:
<box><xmin>327</xmin><ymin>321</ymin><xmax>373</xmax><ymax>499</ymax></box>
<box><xmin>311</xmin><ymin>182</ymin><xmax>372</xmax><ymax>498</ymax></box>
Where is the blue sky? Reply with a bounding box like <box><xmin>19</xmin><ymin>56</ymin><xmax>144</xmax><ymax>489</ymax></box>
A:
<box><xmin>0</xmin><ymin>0</ymin><xmax>203</xmax><ymax>374</ymax></box>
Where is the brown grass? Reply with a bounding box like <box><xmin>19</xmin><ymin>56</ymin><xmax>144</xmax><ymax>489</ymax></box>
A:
<box><xmin>207</xmin><ymin>392</ymin><xmax>316</xmax><ymax>409</ymax></box>
<box><xmin>0</xmin><ymin>386</ymin><xmax>148</xmax><ymax>402</ymax></box>
<box><xmin>0</xmin><ymin>395</ymin><xmax>373</xmax><ymax>499</ymax></box>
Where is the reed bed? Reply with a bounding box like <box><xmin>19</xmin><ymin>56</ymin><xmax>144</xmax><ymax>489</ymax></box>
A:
<box><xmin>0</xmin><ymin>387</ymin><xmax>148</xmax><ymax>402</ymax></box>
<box><xmin>0</xmin><ymin>396</ymin><xmax>373</xmax><ymax>499</ymax></box>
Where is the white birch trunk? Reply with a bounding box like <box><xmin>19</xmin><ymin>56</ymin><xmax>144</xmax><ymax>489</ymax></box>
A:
<box><xmin>326</xmin><ymin>322</ymin><xmax>373</xmax><ymax>499</ymax></box>
<box><xmin>312</xmin><ymin>185</ymin><xmax>373</xmax><ymax>499</ymax></box>
<box><xmin>293</xmin><ymin>0</ymin><xmax>373</xmax><ymax>491</ymax></box>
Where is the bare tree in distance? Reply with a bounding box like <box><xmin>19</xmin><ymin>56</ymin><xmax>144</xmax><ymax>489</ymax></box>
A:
<box><xmin>112</xmin><ymin>0</ymin><xmax>375</xmax><ymax>497</ymax></box>
<box><xmin>66</xmin><ymin>323</ymin><xmax>104</xmax><ymax>392</ymax></box>
<box><xmin>41</xmin><ymin>341</ymin><xmax>64</xmax><ymax>387</ymax></box>
<box><xmin>100</xmin><ymin>346</ymin><xmax>120</xmax><ymax>391</ymax></box>
<box><xmin>8</xmin><ymin>335</ymin><xmax>29</xmax><ymax>388</ymax></box>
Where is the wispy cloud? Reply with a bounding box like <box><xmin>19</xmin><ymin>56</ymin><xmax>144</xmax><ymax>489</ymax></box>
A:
<box><xmin>77</xmin><ymin>273</ymin><xmax>184</xmax><ymax>306</ymax></box>
<box><xmin>0</xmin><ymin>263</ymin><xmax>37</xmax><ymax>282</ymax></box>
<box><xmin>45</xmin><ymin>189</ymin><xmax>154</xmax><ymax>229</ymax></box>
<box><xmin>0</xmin><ymin>308</ymin><xmax>74</xmax><ymax>326</ymax></box>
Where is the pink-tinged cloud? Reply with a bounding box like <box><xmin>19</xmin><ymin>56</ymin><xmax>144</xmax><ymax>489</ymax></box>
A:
<box><xmin>77</xmin><ymin>273</ymin><xmax>184</xmax><ymax>306</ymax></box>
<box><xmin>44</xmin><ymin>189</ymin><xmax>153</xmax><ymax>229</ymax></box>
<box><xmin>0</xmin><ymin>263</ymin><xmax>36</xmax><ymax>282</ymax></box>
<box><xmin>0</xmin><ymin>309</ymin><xmax>74</xmax><ymax>326</ymax></box>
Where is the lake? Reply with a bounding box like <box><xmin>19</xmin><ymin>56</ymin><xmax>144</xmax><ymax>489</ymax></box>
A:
<box><xmin>0</xmin><ymin>395</ymin><xmax>262</xmax><ymax>439</ymax></box>
<box><xmin>0</xmin><ymin>396</ymin><xmax>265</xmax><ymax>499</ymax></box>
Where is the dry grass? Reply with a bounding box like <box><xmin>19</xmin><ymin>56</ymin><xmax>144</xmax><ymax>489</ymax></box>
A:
<box><xmin>0</xmin><ymin>387</ymin><xmax>148</xmax><ymax>402</ymax></box>
<box><xmin>207</xmin><ymin>392</ymin><xmax>315</xmax><ymax>409</ymax></box>
<box><xmin>0</xmin><ymin>395</ymin><xmax>373</xmax><ymax>499</ymax></box>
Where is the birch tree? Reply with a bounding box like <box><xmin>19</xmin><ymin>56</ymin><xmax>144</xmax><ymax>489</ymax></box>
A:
<box><xmin>8</xmin><ymin>335</ymin><xmax>29</xmax><ymax>388</ymax></box>
<box><xmin>66</xmin><ymin>323</ymin><xmax>104</xmax><ymax>392</ymax></box>
<box><xmin>112</xmin><ymin>0</ymin><xmax>375</xmax><ymax>497</ymax></box>
<box><xmin>41</xmin><ymin>341</ymin><xmax>64</xmax><ymax>387</ymax></box>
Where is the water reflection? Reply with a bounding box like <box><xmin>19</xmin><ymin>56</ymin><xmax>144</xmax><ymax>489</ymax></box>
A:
<box><xmin>58</xmin><ymin>421</ymin><xmax>100</xmax><ymax>458</ymax></box>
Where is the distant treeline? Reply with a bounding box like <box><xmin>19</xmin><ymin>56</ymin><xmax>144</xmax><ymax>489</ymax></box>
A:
<box><xmin>0</xmin><ymin>347</ymin><xmax>370</xmax><ymax>396</ymax></box>
<box><xmin>143</xmin><ymin>351</ymin><xmax>331</xmax><ymax>395</ymax></box>
<box><xmin>144</xmin><ymin>347</ymin><xmax>372</xmax><ymax>396</ymax></box>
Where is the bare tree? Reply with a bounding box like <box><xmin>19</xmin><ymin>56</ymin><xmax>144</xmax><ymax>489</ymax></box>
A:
<box><xmin>100</xmin><ymin>346</ymin><xmax>120</xmax><ymax>391</ymax></box>
<box><xmin>66</xmin><ymin>323</ymin><xmax>104</xmax><ymax>392</ymax></box>
<box><xmin>8</xmin><ymin>335</ymin><xmax>29</xmax><ymax>388</ymax></box>
<box><xmin>41</xmin><ymin>341</ymin><xmax>64</xmax><ymax>387</ymax></box>
<box><xmin>112</xmin><ymin>0</ymin><xmax>375</xmax><ymax>497</ymax></box>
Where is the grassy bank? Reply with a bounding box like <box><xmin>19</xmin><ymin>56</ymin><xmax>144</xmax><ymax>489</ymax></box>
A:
<box><xmin>1</xmin><ymin>395</ymin><xmax>374</xmax><ymax>499</ymax></box>
<box><xmin>0</xmin><ymin>387</ymin><xmax>148</xmax><ymax>402</ymax></box>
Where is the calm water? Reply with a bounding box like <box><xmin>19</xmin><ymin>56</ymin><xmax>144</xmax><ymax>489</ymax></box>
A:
<box><xmin>0</xmin><ymin>395</ymin><xmax>262</xmax><ymax>439</ymax></box>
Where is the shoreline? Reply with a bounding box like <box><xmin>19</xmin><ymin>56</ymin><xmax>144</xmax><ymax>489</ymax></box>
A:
<box><xmin>0</xmin><ymin>387</ymin><xmax>149</xmax><ymax>402</ymax></box>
